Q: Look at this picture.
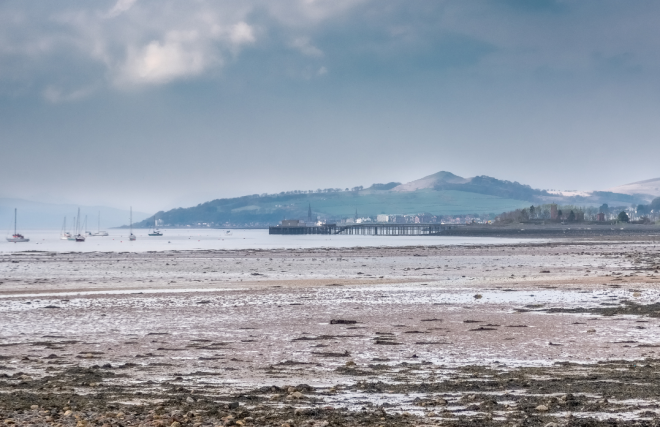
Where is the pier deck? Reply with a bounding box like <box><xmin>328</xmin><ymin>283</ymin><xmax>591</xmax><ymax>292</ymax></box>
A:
<box><xmin>269</xmin><ymin>223</ymin><xmax>460</xmax><ymax>235</ymax></box>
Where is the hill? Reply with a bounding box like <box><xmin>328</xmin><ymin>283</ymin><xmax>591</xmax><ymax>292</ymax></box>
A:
<box><xmin>607</xmin><ymin>177</ymin><xmax>660</xmax><ymax>199</ymax></box>
<box><xmin>134</xmin><ymin>171</ymin><xmax>647</xmax><ymax>228</ymax></box>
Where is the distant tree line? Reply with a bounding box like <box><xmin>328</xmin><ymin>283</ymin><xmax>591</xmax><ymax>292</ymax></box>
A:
<box><xmin>496</xmin><ymin>200</ymin><xmax>660</xmax><ymax>224</ymax></box>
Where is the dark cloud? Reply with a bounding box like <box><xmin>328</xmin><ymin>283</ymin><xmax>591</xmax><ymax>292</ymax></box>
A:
<box><xmin>1</xmin><ymin>0</ymin><xmax>659</xmax><ymax>212</ymax></box>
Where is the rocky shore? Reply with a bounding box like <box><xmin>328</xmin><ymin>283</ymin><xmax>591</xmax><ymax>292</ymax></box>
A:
<box><xmin>2</xmin><ymin>238</ymin><xmax>660</xmax><ymax>426</ymax></box>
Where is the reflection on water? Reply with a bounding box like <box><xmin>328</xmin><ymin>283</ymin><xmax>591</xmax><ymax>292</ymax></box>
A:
<box><xmin>1</xmin><ymin>228</ymin><xmax>541</xmax><ymax>253</ymax></box>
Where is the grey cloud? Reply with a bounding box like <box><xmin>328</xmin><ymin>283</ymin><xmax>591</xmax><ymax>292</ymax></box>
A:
<box><xmin>2</xmin><ymin>1</ymin><xmax>660</xmax><ymax>212</ymax></box>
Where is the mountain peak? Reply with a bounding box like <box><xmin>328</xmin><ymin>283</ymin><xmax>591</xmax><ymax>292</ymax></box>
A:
<box><xmin>391</xmin><ymin>171</ymin><xmax>469</xmax><ymax>192</ymax></box>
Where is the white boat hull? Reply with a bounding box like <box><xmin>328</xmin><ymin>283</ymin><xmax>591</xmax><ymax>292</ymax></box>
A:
<box><xmin>92</xmin><ymin>232</ymin><xmax>109</xmax><ymax>236</ymax></box>
<box><xmin>6</xmin><ymin>238</ymin><xmax>29</xmax><ymax>242</ymax></box>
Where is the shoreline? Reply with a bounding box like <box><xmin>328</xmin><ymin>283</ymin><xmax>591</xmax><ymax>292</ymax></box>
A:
<box><xmin>2</xmin><ymin>238</ymin><xmax>660</xmax><ymax>425</ymax></box>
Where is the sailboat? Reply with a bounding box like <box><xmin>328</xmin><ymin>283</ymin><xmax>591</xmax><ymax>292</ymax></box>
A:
<box><xmin>60</xmin><ymin>217</ymin><xmax>72</xmax><ymax>240</ymax></box>
<box><xmin>73</xmin><ymin>208</ymin><xmax>85</xmax><ymax>242</ymax></box>
<box><xmin>6</xmin><ymin>208</ymin><xmax>29</xmax><ymax>242</ymax></box>
<box><xmin>129</xmin><ymin>206</ymin><xmax>136</xmax><ymax>241</ymax></box>
<box><xmin>91</xmin><ymin>211</ymin><xmax>109</xmax><ymax>236</ymax></box>
<box><xmin>67</xmin><ymin>216</ymin><xmax>77</xmax><ymax>240</ymax></box>
<box><xmin>148</xmin><ymin>217</ymin><xmax>162</xmax><ymax>236</ymax></box>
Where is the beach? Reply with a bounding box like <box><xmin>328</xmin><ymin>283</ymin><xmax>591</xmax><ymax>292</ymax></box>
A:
<box><xmin>2</xmin><ymin>237</ymin><xmax>660</xmax><ymax>426</ymax></box>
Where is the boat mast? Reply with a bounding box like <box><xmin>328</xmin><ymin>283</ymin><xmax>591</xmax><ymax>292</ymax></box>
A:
<box><xmin>14</xmin><ymin>208</ymin><xmax>17</xmax><ymax>236</ymax></box>
<box><xmin>130</xmin><ymin>206</ymin><xmax>133</xmax><ymax>235</ymax></box>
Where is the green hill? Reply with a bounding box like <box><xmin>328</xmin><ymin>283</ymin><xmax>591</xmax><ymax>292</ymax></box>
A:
<box><xmin>134</xmin><ymin>171</ymin><xmax>646</xmax><ymax>228</ymax></box>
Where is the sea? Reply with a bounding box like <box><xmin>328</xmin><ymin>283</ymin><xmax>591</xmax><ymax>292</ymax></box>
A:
<box><xmin>1</xmin><ymin>228</ymin><xmax>539</xmax><ymax>253</ymax></box>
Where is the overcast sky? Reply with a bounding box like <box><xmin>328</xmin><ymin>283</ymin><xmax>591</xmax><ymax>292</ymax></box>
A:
<box><xmin>2</xmin><ymin>0</ymin><xmax>660</xmax><ymax>212</ymax></box>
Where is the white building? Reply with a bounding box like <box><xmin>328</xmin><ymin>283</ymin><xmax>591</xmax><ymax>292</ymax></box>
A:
<box><xmin>376</xmin><ymin>214</ymin><xmax>389</xmax><ymax>223</ymax></box>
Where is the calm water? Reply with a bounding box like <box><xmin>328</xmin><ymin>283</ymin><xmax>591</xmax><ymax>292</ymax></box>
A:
<box><xmin>1</xmin><ymin>228</ymin><xmax>540</xmax><ymax>253</ymax></box>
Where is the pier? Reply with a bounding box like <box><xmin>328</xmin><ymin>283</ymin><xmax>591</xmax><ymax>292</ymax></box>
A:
<box><xmin>269</xmin><ymin>223</ymin><xmax>460</xmax><ymax>235</ymax></box>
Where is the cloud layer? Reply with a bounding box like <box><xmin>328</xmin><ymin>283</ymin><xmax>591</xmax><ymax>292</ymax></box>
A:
<box><xmin>2</xmin><ymin>0</ymin><xmax>660</xmax><ymax>211</ymax></box>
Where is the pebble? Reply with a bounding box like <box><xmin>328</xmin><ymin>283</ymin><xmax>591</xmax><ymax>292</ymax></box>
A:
<box><xmin>291</xmin><ymin>391</ymin><xmax>303</xmax><ymax>399</ymax></box>
<box><xmin>171</xmin><ymin>422</ymin><xmax>181</xmax><ymax>427</ymax></box>
<box><xmin>186</xmin><ymin>396</ymin><xmax>195</xmax><ymax>403</ymax></box>
<box><xmin>536</xmin><ymin>404</ymin><xmax>549</xmax><ymax>411</ymax></box>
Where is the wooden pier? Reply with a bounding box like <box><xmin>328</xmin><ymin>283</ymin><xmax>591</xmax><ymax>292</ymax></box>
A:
<box><xmin>269</xmin><ymin>223</ymin><xmax>460</xmax><ymax>235</ymax></box>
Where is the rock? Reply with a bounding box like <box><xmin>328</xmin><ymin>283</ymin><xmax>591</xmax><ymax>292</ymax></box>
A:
<box><xmin>545</xmin><ymin>423</ymin><xmax>559</xmax><ymax>427</ymax></box>
<box><xmin>30</xmin><ymin>405</ymin><xmax>39</xmax><ymax>409</ymax></box>
<box><xmin>291</xmin><ymin>391</ymin><xmax>303</xmax><ymax>399</ymax></box>
<box><xmin>345</xmin><ymin>360</ymin><xmax>356</xmax><ymax>366</ymax></box>
<box><xmin>474</xmin><ymin>294</ymin><xmax>483</xmax><ymax>299</ymax></box>
<box><xmin>228</xmin><ymin>402</ymin><xmax>239</xmax><ymax>409</ymax></box>
<box><xmin>186</xmin><ymin>396</ymin><xmax>195</xmax><ymax>403</ymax></box>
<box><xmin>330</xmin><ymin>319</ymin><xmax>357</xmax><ymax>324</ymax></box>
<box><xmin>536</xmin><ymin>405</ymin><xmax>549</xmax><ymax>411</ymax></box>
<box><xmin>436</xmin><ymin>398</ymin><xmax>448</xmax><ymax>405</ymax></box>
<box><xmin>288</xmin><ymin>386</ymin><xmax>296</xmax><ymax>393</ymax></box>
<box><xmin>64</xmin><ymin>410</ymin><xmax>73</xmax><ymax>417</ymax></box>
<box><xmin>171</xmin><ymin>422</ymin><xmax>181</xmax><ymax>427</ymax></box>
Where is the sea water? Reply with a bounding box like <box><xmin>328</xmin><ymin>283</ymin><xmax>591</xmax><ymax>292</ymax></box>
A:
<box><xmin>0</xmin><ymin>228</ymin><xmax>541</xmax><ymax>253</ymax></box>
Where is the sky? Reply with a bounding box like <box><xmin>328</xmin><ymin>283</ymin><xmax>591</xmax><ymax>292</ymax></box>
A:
<box><xmin>2</xmin><ymin>0</ymin><xmax>660</xmax><ymax>213</ymax></box>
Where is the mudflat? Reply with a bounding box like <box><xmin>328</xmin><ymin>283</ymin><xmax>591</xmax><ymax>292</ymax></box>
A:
<box><xmin>1</xmin><ymin>239</ymin><xmax>660</xmax><ymax>426</ymax></box>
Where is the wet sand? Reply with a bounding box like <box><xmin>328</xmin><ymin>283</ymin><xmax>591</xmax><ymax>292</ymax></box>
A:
<box><xmin>1</xmin><ymin>239</ymin><xmax>660</xmax><ymax>426</ymax></box>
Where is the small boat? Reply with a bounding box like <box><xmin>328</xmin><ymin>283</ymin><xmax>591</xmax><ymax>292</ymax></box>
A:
<box><xmin>91</xmin><ymin>211</ymin><xmax>109</xmax><ymax>236</ymax></box>
<box><xmin>71</xmin><ymin>208</ymin><xmax>85</xmax><ymax>242</ymax></box>
<box><xmin>60</xmin><ymin>217</ymin><xmax>72</xmax><ymax>240</ymax></box>
<box><xmin>148</xmin><ymin>217</ymin><xmax>162</xmax><ymax>236</ymax></box>
<box><xmin>6</xmin><ymin>208</ymin><xmax>29</xmax><ymax>242</ymax></box>
<box><xmin>129</xmin><ymin>206</ymin><xmax>136</xmax><ymax>241</ymax></box>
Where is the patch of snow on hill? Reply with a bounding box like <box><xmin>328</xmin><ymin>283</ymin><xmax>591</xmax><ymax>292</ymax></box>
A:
<box><xmin>547</xmin><ymin>190</ymin><xmax>592</xmax><ymax>198</ymax></box>
<box><xmin>607</xmin><ymin>178</ymin><xmax>660</xmax><ymax>198</ymax></box>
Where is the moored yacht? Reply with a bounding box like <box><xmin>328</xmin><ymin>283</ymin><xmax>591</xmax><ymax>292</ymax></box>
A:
<box><xmin>6</xmin><ymin>209</ymin><xmax>29</xmax><ymax>242</ymax></box>
<box><xmin>148</xmin><ymin>217</ymin><xmax>162</xmax><ymax>236</ymax></box>
<box><xmin>129</xmin><ymin>206</ymin><xmax>136</xmax><ymax>241</ymax></box>
<box><xmin>71</xmin><ymin>208</ymin><xmax>85</xmax><ymax>242</ymax></box>
<box><xmin>60</xmin><ymin>217</ymin><xmax>72</xmax><ymax>240</ymax></box>
<box><xmin>91</xmin><ymin>211</ymin><xmax>109</xmax><ymax>236</ymax></box>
